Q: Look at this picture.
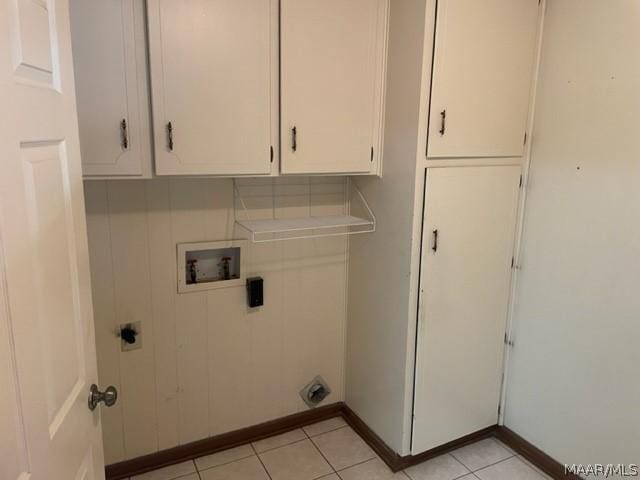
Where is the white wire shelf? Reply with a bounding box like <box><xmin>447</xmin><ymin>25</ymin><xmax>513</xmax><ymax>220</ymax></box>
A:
<box><xmin>233</xmin><ymin>179</ymin><xmax>376</xmax><ymax>243</ymax></box>
<box><xmin>236</xmin><ymin>215</ymin><xmax>374</xmax><ymax>242</ymax></box>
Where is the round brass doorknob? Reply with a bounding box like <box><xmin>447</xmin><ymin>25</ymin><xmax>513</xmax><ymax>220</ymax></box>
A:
<box><xmin>88</xmin><ymin>384</ymin><xmax>118</xmax><ymax>411</ymax></box>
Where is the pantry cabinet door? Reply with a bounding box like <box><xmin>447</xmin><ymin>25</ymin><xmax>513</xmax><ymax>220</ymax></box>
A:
<box><xmin>412</xmin><ymin>166</ymin><xmax>521</xmax><ymax>453</ymax></box>
<box><xmin>427</xmin><ymin>0</ymin><xmax>540</xmax><ymax>158</ymax></box>
<box><xmin>148</xmin><ymin>0</ymin><xmax>278</xmax><ymax>176</ymax></box>
<box><xmin>70</xmin><ymin>0</ymin><xmax>152</xmax><ymax>177</ymax></box>
<box><xmin>281</xmin><ymin>0</ymin><xmax>388</xmax><ymax>175</ymax></box>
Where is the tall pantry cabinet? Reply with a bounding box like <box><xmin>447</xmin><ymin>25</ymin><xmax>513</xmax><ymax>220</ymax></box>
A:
<box><xmin>413</xmin><ymin>166</ymin><xmax>522</xmax><ymax>452</ymax></box>
<box><xmin>412</xmin><ymin>0</ymin><xmax>541</xmax><ymax>454</ymax></box>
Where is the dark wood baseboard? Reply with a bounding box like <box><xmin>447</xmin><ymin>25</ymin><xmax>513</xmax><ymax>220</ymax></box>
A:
<box><xmin>343</xmin><ymin>405</ymin><xmax>579</xmax><ymax>479</ymax></box>
<box><xmin>106</xmin><ymin>402</ymin><xmax>578</xmax><ymax>480</ymax></box>
<box><xmin>397</xmin><ymin>425</ymin><xmax>499</xmax><ymax>471</ymax></box>
<box><xmin>340</xmin><ymin>404</ymin><xmax>407</xmax><ymax>470</ymax></box>
<box><xmin>342</xmin><ymin>404</ymin><xmax>497</xmax><ymax>472</ymax></box>
<box><xmin>105</xmin><ymin>402</ymin><xmax>343</xmax><ymax>480</ymax></box>
<box><xmin>495</xmin><ymin>426</ymin><xmax>582</xmax><ymax>479</ymax></box>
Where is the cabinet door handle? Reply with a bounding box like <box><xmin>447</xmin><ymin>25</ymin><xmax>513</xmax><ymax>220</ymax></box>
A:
<box><xmin>432</xmin><ymin>229</ymin><xmax>438</xmax><ymax>253</ymax></box>
<box><xmin>120</xmin><ymin>119</ymin><xmax>129</xmax><ymax>150</ymax></box>
<box><xmin>291</xmin><ymin>126</ymin><xmax>297</xmax><ymax>152</ymax></box>
<box><xmin>166</xmin><ymin>122</ymin><xmax>173</xmax><ymax>151</ymax></box>
<box><xmin>439</xmin><ymin>110</ymin><xmax>446</xmax><ymax>136</ymax></box>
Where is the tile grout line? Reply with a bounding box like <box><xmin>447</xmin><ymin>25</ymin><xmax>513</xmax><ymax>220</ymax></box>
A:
<box><xmin>334</xmin><ymin>455</ymin><xmax>379</xmax><ymax>474</ymax></box>
<box><xmin>193</xmin><ymin>459</ymin><xmax>201</xmax><ymax>480</ymax></box>
<box><xmin>195</xmin><ymin>451</ymin><xmax>256</xmax><ymax>474</ymax></box>
<box><xmin>301</xmin><ymin>425</ymin><xmax>336</xmax><ymax>480</ymax></box>
<box><xmin>501</xmin><ymin>455</ymin><xmax>550</xmax><ymax>480</ymax></box>
<box><xmin>159</xmin><ymin>467</ymin><xmax>200</xmax><ymax>480</ymax></box>
<box><xmin>259</xmin><ymin>436</ymin><xmax>310</xmax><ymax>454</ymax></box>
<box><xmin>516</xmin><ymin>455</ymin><xmax>553</xmax><ymax>479</ymax></box>
<box><xmin>454</xmin><ymin>471</ymin><xmax>475</xmax><ymax>480</ymax></box>
<box><xmin>250</xmin><ymin>443</ymin><xmax>274</xmax><ymax>480</ymax></box>
<box><xmin>448</xmin><ymin>439</ymin><xmax>516</xmax><ymax>473</ymax></box>
<box><xmin>308</xmin><ymin>425</ymin><xmax>383</xmax><ymax>478</ymax></box>
<box><xmin>447</xmin><ymin>451</ymin><xmax>474</xmax><ymax>476</ymax></box>
<box><xmin>307</xmin><ymin>432</ymin><xmax>339</xmax><ymax>477</ymax></box>
<box><xmin>401</xmin><ymin>464</ymin><xmax>470</xmax><ymax>480</ymax></box>
<box><xmin>251</xmin><ymin>428</ymin><xmax>309</xmax><ymax>454</ymax></box>
<box><xmin>469</xmin><ymin>453</ymin><xmax>517</xmax><ymax>474</ymax></box>
<box><xmin>304</xmin><ymin>422</ymin><xmax>349</xmax><ymax>440</ymax></box>
<box><xmin>405</xmin><ymin>467</ymin><xmax>471</xmax><ymax>480</ymax></box>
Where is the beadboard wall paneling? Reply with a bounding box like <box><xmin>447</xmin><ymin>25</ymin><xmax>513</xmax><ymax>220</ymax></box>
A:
<box><xmin>84</xmin><ymin>177</ymin><xmax>348</xmax><ymax>464</ymax></box>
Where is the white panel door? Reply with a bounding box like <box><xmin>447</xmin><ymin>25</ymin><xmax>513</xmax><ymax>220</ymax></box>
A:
<box><xmin>70</xmin><ymin>0</ymin><xmax>152</xmax><ymax>178</ymax></box>
<box><xmin>0</xmin><ymin>0</ymin><xmax>106</xmax><ymax>479</ymax></box>
<box><xmin>412</xmin><ymin>166</ymin><xmax>520</xmax><ymax>453</ymax></box>
<box><xmin>427</xmin><ymin>0</ymin><xmax>540</xmax><ymax>158</ymax></box>
<box><xmin>148</xmin><ymin>0</ymin><xmax>278</xmax><ymax>176</ymax></box>
<box><xmin>281</xmin><ymin>0</ymin><xmax>388</xmax><ymax>175</ymax></box>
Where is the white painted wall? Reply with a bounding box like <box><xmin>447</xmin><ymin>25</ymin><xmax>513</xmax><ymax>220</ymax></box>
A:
<box><xmin>346</xmin><ymin>0</ymin><xmax>432</xmax><ymax>455</ymax></box>
<box><xmin>84</xmin><ymin>177</ymin><xmax>348</xmax><ymax>464</ymax></box>
<box><xmin>504</xmin><ymin>0</ymin><xmax>640</xmax><ymax>469</ymax></box>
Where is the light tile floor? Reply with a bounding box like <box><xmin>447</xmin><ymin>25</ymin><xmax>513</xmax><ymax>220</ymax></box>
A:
<box><xmin>128</xmin><ymin>417</ymin><xmax>551</xmax><ymax>480</ymax></box>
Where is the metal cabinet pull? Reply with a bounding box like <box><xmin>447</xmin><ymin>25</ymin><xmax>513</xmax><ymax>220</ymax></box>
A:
<box><xmin>439</xmin><ymin>110</ymin><xmax>446</xmax><ymax>136</ymax></box>
<box><xmin>120</xmin><ymin>119</ymin><xmax>129</xmax><ymax>150</ymax></box>
<box><xmin>166</xmin><ymin>121</ymin><xmax>174</xmax><ymax>151</ymax></box>
<box><xmin>291</xmin><ymin>126</ymin><xmax>297</xmax><ymax>152</ymax></box>
<box><xmin>432</xmin><ymin>229</ymin><xmax>438</xmax><ymax>252</ymax></box>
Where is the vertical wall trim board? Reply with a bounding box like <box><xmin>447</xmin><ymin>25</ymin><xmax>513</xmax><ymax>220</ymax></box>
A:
<box><xmin>498</xmin><ymin>0</ymin><xmax>547</xmax><ymax>425</ymax></box>
<box><xmin>409</xmin><ymin>167</ymin><xmax>428</xmax><ymax>454</ymax></box>
<box><xmin>424</xmin><ymin>0</ymin><xmax>439</xmax><ymax>158</ymax></box>
<box><xmin>403</xmin><ymin>0</ymin><xmax>437</xmax><ymax>454</ymax></box>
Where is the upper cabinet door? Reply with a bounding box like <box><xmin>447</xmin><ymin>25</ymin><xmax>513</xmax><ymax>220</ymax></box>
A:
<box><xmin>70</xmin><ymin>0</ymin><xmax>152</xmax><ymax>177</ymax></box>
<box><xmin>148</xmin><ymin>0</ymin><xmax>278</xmax><ymax>176</ymax></box>
<box><xmin>281</xmin><ymin>0</ymin><xmax>388</xmax><ymax>175</ymax></box>
<box><xmin>427</xmin><ymin>0</ymin><xmax>540</xmax><ymax>158</ymax></box>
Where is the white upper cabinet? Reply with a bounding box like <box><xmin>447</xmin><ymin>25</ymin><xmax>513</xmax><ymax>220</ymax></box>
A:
<box><xmin>427</xmin><ymin>0</ymin><xmax>540</xmax><ymax>158</ymax></box>
<box><xmin>280</xmin><ymin>0</ymin><xmax>388</xmax><ymax>175</ymax></box>
<box><xmin>70</xmin><ymin>0</ymin><xmax>152</xmax><ymax>178</ymax></box>
<box><xmin>147</xmin><ymin>0</ymin><xmax>278</xmax><ymax>176</ymax></box>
